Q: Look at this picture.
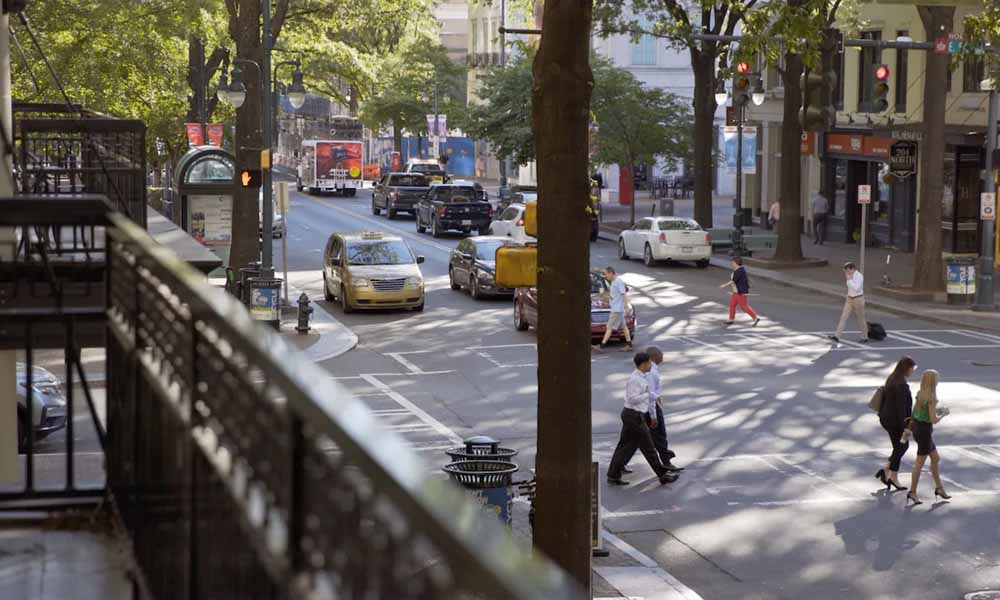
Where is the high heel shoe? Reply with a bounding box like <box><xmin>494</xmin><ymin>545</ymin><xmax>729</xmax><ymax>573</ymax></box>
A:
<box><xmin>906</xmin><ymin>491</ymin><xmax>923</xmax><ymax>505</ymax></box>
<box><xmin>886</xmin><ymin>479</ymin><xmax>906</xmax><ymax>492</ymax></box>
<box><xmin>875</xmin><ymin>468</ymin><xmax>886</xmax><ymax>484</ymax></box>
<box><xmin>935</xmin><ymin>487</ymin><xmax>952</xmax><ymax>500</ymax></box>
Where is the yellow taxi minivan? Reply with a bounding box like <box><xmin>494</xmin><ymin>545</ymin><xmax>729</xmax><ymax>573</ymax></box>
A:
<box><xmin>323</xmin><ymin>231</ymin><xmax>426</xmax><ymax>312</ymax></box>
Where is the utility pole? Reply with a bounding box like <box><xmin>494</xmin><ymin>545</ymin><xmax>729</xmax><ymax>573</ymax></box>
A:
<box><xmin>975</xmin><ymin>80</ymin><xmax>997</xmax><ymax>310</ymax></box>
<box><xmin>433</xmin><ymin>81</ymin><xmax>440</xmax><ymax>161</ymax></box>
<box><xmin>499</xmin><ymin>0</ymin><xmax>511</xmax><ymax>189</ymax></box>
<box><xmin>735</xmin><ymin>99</ymin><xmax>745</xmax><ymax>255</ymax></box>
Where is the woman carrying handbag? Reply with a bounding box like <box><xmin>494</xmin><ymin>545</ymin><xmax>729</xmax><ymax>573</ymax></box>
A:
<box><xmin>876</xmin><ymin>356</ymin><xmax>916</xmax><ymax>492</ymax></box>
<box><xmin>907</xmin><ymin>369</ymin><xmax>951</xmax><ymax>505</ymax></box>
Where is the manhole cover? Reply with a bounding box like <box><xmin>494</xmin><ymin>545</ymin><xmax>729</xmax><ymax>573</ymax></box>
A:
<box><xmin>965</xmin><ymin>592</ymin><xmax>1000</xmax><ymax>600</ymax></box>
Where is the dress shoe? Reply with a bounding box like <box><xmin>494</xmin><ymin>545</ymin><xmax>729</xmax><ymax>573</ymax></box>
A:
<box><xmin>658</xmin><ymin>473</ymin><xmax>679</xmax><ymax>485</ymax></box>
<box><xmin>622</xmin><ymin>466</ymin><xmax>633</xmax><ymax>474</ymax></box>
<box><xmin>664</xmin><ymin>463</ymin><xmax>685</xmax><ymax>473</ymax></box>
<box><xmin>607</xmin><ymin>477</ymin><xmax>630</xmax><ymax>486</ymax></box>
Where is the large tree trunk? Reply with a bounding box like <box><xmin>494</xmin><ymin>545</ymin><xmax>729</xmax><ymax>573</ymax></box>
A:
<box><xmin>532</xmin><ymin>0</ymin><xmax>593</xmax><ymax>592</ymax></box>
<box><xmin>690</xmin><ymin>49</ymin><xmax>718</xmax><ymax>228</ymax></box>
<box><xmin>775</xmin><ymin>51</ymin><xmax>805</xmax><ymax>261</ymax></box>
<box><xmin>392</xmin><ymin>116</ymin><xmax>403</xmax><ymax>153</ymax></box>
<box><xmin>913</xmin><ymin>6</ymin><xmax>954</xmax><ymax>290</ymax></box>
<box><xmin>185</xmin><ymin>37</ymin><xmax>228</xmax><ymax>125</ymax></box>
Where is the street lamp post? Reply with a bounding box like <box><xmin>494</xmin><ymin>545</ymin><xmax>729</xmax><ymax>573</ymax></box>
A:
<box><xmin>975</xmin><ymin>76</ymin><xmax>998</xmax><ymax>310</ymax></box>
<box><xmin>718</xmin><ymin>67</ymin><xmax>765</xmax><ymax>256</ymax></box>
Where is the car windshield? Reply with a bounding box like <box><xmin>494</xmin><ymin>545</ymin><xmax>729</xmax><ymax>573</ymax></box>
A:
<box><xmin>590</xmin><ymin>273</ymin><xmax>609</xmax><ymax>294</ymax></box>
<box><xmin>439</xmin><ymin>187</ymin><xmax>477</xmax><ymax>202</ymax></box>
<box><xmin>389</xmin><ymin>174</ymin><xmax>427</xmax><ymax>186</ymax></box>
<box><xmin>410</xmin><ymin>164</ymin><xmax>444</xmax><ymax>175</ymax></box>
<box><xmin>347</xmin><ymin>240</ymin><xmax>414</xmax><ymax>265</ymax></box>
<box><xmin>475</xmin><ymin>240</ymin><xmax>515</xmax><ymax>260</ymax></box>
<box><xmin>658</xmin><ymin>219</ymin><xmax>702</xmax><ymax>231</ymax></box>
<box><xmin>517</xmin><ymin>193</ymin><xmax>538</xmax><ymax>203</ymax></box>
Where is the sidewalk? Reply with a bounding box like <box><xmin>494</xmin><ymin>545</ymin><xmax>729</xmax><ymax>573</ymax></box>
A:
<box><xmin>596</xmin><ymin>195</ymin><xmax>1000</xmax><ymax>335</ymax></box>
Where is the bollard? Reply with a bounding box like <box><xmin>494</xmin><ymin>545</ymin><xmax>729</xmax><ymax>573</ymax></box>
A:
<box><xmin>296</xmin><ymin>292</ymin><xmax>313</xmax><ymax>334</ymax></box>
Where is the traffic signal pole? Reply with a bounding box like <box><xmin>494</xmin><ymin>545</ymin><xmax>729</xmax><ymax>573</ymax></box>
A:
<box><xmin>975</xmin><ymin>85</ymin><xmax>997</xmax><ymax>310</ymax></box>
<box><xmin>261</xmin><ymin>0</ymin><xmax>274</xmax><ymax>278</ymax></box>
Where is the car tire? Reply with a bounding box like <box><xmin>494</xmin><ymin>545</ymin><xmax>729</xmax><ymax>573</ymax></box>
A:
<box><xmin>416</xmin><ymin>215</ymin><xmax>426</xmax><ymax>234</ymax></box>
<box><xmin>431</xmin><ymin>218</ymin><xmax>442</xmax><ymax>238</ymax></box>
<box><xmin>323</xmin><ymin>273</ymin><xmax>334</xmax><ymax>301</ymax></box>
<box><xmin>590</xmin><ymin>229</ymin><xmax>598</xmax><ymax>242</ymax></box>
<box><xmin>696</xmin><ymin>259</ymin><xmax>710</xmax><ymax>269</ymax></box>
<box><xmin>618</xmin><ymin>238</ymin><xmax>628</xmax><ymax>260</ymax></box>
<box><xmin>449</xmin><ymin>268</ymin><xmax>460</xmax><ymax>290</ymax></box>
<box><xmin>340</xmin><ymin>285</ymin><xmax>353</xmax><ymax>313</ymax></box>
<box><xmin>16</xmin><ymin>411</ymin><xmax>26</xmax><ymax>454</ymax></box>
<box><xmin>372</xmin><ymin>200</ymin><xmax>381</xmax><ymax>216</ymax></box>
<box><xmin>470</xmin><ymin>275</ymin><xmax>481</xmax><ymax>300</ymax></box>
<box><xmin>514</xmin><ymin>301</ymin><xmax>529</xmax><ymax>331</ymax></box>
<box><xmin>387</xmin><ymin>208</ymin><xmax>397</xmax><ymax>220</ymax></box>
<box><xmin>346</xmin><ymin>189</ymin><xmax>357</xmax><ymax>197</ymax></box>
<box><xmin>644</xmin><ymin>244</ymin><xmax>656</xmax><ymax>267</ymax></box>
<box><xmin>413</xmin><ymin>301</ymin><xmax>424</xmax><ymax>312</ymax></box>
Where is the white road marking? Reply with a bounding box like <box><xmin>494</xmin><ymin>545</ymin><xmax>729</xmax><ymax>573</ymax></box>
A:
<box><xmin>600</xmin><ymin>535</ymin><xmax>705</xmax><ymax>600</ymax></box>
<box><xmin>466</xmin><ymin>343</ymin><xmax>537</xmax><ymax>350</ymax></box>
<box><xmin>952</xmin><ymin>329</ymin><xmax>1000</xmax><ymax>344</ymax></box>
<box><xmin>770</xmin><ymin>455</ymin><xmax>856</xmax><ymax>496</ymax></box>
<box><xmin>309</xmin><ymin>195</ymin><xmax>456</xmax><ymax>253</ymax></box>
<box><xmin>386</xmin><ymin>351</ymin><xmax>429</xmax><ymax>374</ymax></box>
<box><xmin>329</xmin><ymin>370</ymin><xmax>455</xmax><ymax>380</ymax></box>
<box><xmin>953</xmin><ymin>446</ymin><xmax>1000</xmax><ymax>469</ymax></box>
<box><xmin>359</xmin><ymin>374</ymin><xmax>463</xmax><ymax>445</ymax></box>
<box><xmin>604</xmin><ymin>508</ymin><xmax>680</xmax><ymax>518</ymax></box>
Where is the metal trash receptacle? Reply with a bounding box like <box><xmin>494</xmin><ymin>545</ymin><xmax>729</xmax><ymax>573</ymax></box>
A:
<box><xmin>247</xmin><ymin>276</ymin><xmax>283</xmax><ymax>330</ymax></box>
<box><xmin>239</xmin><ymin>262</ymin><xmax>261</xmax><ymax>306</ymax></box>
<box><xmin>945</xmin><ymin>256</ymin><xmax>976</xmax><ymax>305</ymax></box>
<box><xmin>445</xmin><ymin>435</ymin><xmax>518</xmax><ymax>462</ymax></box>
<box><xmin>442</xmin><ymin>460</ymin><xmax>518</xmax><ymax>526</ymax></box>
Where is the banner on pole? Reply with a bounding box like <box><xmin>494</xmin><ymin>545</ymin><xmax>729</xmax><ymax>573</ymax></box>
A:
<box><xmin>206</xmin><ymin>123</ymin><xmax>224</xmax><ymax>147</ymax></box>
<box><xmin>723</xmin><ymin>126</ymin><xmax>757</xmax><ymax>174</ymax></box>
<box><xmin>185</xmin><ymin>123</ymin><xmax>204</xmax><ymax>147</ymax></box>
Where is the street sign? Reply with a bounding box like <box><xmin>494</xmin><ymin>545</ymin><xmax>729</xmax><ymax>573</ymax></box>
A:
<box><xmin>889</xmin><ymin>141</ymin><xmax>917</xmax><ymax>178</ymax></box>
<box><xmin>982</xmin><ymin>192</ymin><xmax>996</xmax><ymax>221</ymax></box>
<box><xmin>858</xmin><ymin>184</ymin><xmax>872</xmax><ymax>204</ymax></box>
<box><xmin>934</xmin><ymin>38</ymin><xmax>948</xmax><ymax>54</ymax></box>
<box><xmin>948</xmin><ymin>32</ymin><xmax>962</xmax><ymax>54</ymax></box>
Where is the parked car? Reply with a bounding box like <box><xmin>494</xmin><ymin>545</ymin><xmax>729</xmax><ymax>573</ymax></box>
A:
<box><xmin>617</xmin><ymin>217</ymin><xmax>711</xmax><ymax>268</ymax></box>
<box><xmin>322</xmin><ymin>231</ymin><xmax>426</xmax><ymax>312</ymax></box>
<box><xmin>405</xmin><ymin>160</ymin><xmax>448</xmax><ymax>183</ymax></box>
<box><xmin>498</xmin><ymin>185</ymin><xmax>537</xmax><ymax>211</ymax></box>
<box><xmin>16</xmin><ymin>363</ymin><xmax>68</xmax><ymax>453</ymax></box>
<box><xmin>415</xmin><ymin>183</ymin><xmax>493</xmax><ymax>237</ymax></box>
<box><xmin>372</xmin><ymin>173</ymin><xmax>430</xmax><ymax>219</ymax></box>
<box><xmin>512</xmin><ymin>271</ymin><xmax>636</xmax><ymax>341</ymax></box>
<box><xmin>489</xmin><ymin>202</ymin><xmax>529</xmax><ymax>243</ymax></box>
<box><xmin>448</xmin><ymin>236</ymin><xmax>520</xmax><ymax>299</ymax></box>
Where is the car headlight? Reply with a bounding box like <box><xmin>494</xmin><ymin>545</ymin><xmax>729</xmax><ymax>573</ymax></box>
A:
<box><xmin>404</xmin><ymin>276</ymin><xmax>423</xmax><ymax>289</ymax></box>
<box><xmin>477</xmin><ymin>268</ymin><xmax>494</xmax><ymax>281</ymax></box>
<box><xmin>352</xmin><ymin>278</ymin><xmax>371</xmax><ymax>288</ymax></box>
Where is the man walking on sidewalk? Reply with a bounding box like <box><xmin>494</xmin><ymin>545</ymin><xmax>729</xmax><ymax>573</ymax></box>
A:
<box><xmin>812</xmin><ymin>192</ymin><xmax>829</xmax><ymax>245</ymax></box>
<box><xmin>829</xmin><ymin>262</ymin><xmax>869</xmax><ymax>343</ymax></box>
<box><xmin>720</xmin><ymin>256</ymin><xmax>760</xmax><ymax>327</ymax></box>
<box><xmin>607</xmin><ymin>352</ymin><xmax>679</xmax><ymax>486</ymax></box>
<box><xmin>594</xmin><ymin>266</ymin><xmax>633</xmax><ymax>352</ymax></box>
<box><xmin>623</xmin><ymin>346</ymin><xmax>684</xmax><ymax>475</ymax></box>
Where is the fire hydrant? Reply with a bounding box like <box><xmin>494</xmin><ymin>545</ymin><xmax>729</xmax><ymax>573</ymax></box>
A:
<box><xmin>296</xmin><ymin>292</ymin><xmax>313</xmax><ymax>334</ymax></box>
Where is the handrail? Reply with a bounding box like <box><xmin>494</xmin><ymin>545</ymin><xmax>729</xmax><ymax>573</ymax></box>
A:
<box><xmin>102</xmin><ymin>209</ymin><xmax>578</xmax><ymax>598</ymax></box>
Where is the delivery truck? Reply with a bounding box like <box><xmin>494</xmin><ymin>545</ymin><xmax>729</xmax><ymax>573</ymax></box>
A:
<box><xmin>297</xmin><ymin>140</ymin><xmax>364</xmax><ymax>196</ymax></box>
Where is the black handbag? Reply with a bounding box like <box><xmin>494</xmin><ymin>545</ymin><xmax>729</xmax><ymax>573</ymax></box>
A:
<box><xmin>868</xmin><ymin>322</ymin><xmax>887</xmax><ymax>341</ymax></box>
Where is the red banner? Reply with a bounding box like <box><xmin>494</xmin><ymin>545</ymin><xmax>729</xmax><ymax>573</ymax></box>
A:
<box><xmin>185</xmin><ymin>123</ymin><xmax>204</xmax><ymax>147</ymax></box>
<box><xmin>206</xmin><ymin>123</ymin><xmax>224</xmax><ymax>147</ymax></box>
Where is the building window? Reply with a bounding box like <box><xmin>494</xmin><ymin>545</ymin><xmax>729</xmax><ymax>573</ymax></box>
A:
<box><xmin>894</xmin><ymin>31</ymin><xmax>908</xmax><ymax>112</ymax></box>
<box><xmin>630</xmin><ymin>17</ymin><xmax>656</xmax><ymax>66</ymax></box>
<box><xmin>963</xmin><ymin>54</ymin><xmax>986</xmax><ymax>93</ymax></box>
<box><xmin>857</xmin><ymin>30</ymin><xmax>882</xmax><ymax>112</ymax></box>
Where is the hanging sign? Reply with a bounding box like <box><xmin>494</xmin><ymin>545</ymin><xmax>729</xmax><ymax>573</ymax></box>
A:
<box><xmin>889</xmin><ymin>141</ymin><xmax>918</xmax><ymax>178</ymax></box>
<box><xmin>206</xmin><ymin>123</ymin><xmax>224</xmax><ymax>147</ymax></box>
<box><xmin>723</xmin><ymin>126</ymin><xmax>757</xmax><ymax>174</ymax></box>
<box><xmin>185</xmin><ymin>123</ymin><xmax>204</xmax><ymax>147</ymax></box>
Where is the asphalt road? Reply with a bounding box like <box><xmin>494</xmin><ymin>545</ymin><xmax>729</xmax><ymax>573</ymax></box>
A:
<box><xmin>279</xmin><ymin>187</ymin><xmax>1000</xmax><ymax>600</ymax></box>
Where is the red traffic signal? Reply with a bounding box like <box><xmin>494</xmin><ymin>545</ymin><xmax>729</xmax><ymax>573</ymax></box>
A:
<box><xmin>875</xmin><ymin>64</ymin><xmax>890</xmax><ymax>81</ymax></box>
<box><xmin>736</xmin><ymin>62</ymin><xmax>751</xmax><ymax>74</ymax></box>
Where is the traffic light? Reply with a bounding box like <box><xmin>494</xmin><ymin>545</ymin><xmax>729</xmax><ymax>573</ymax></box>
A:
<box><xmin>237</xmin><ymin>168</ymin><xmax>263</xmax><ymax>189</ymax></box>
<box><xmin>799</xmin><ymin>29</ymin><xmax>840</xmax><ymax>131</ymax></box>
<box><xmin>872</xmin><ymin>64</ymin><xmax>890</xmax><ymax>112</ymax></box>
<box><xmin>733</xmin><ymin>62</ymin><xmax>752</xmax><ymax>106</ymax></box>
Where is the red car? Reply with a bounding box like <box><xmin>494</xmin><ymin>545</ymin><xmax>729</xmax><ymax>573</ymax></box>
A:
<box><xmin>513</xmin><ymin>271</ymin><xmax>637</xmax><ymax>341</ymax></box>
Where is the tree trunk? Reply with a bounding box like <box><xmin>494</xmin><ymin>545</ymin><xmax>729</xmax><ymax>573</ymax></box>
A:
<box><xmin>775</xmin><ymin>51</ymin><xmax>805</xmax><ymax>262</ymax></box>
<box><xmin>913</xmin><ymin>6</ymin><xmax>954</xmax><ymax>291</ymax></box>
<box><xmin>393</xmin><ymin>116</ymin><xmax>402</xmax><ymax>153</ymax></box>
<box><xmin>531</xmin><ymin>0</ymin><xmax>593</xmax><ymax>592</ymax></box>
<box><xmin>627</xmin><ymin>162</ymin><xmax>635</xmax><ymax>225</ymax></box>
<box><xmin>227</xmin><ymin>3</ymin><xmax>263</xmax><ymax>271</ymax></box>
<box><xmin>187</xmin><ymin>37</ymin><xmax>207</xmax><ymax>124</ymax></box>
<box><xmin>690</xmin><ymin>49</ymin><xmax>718</xmax><ymax>228</ymax></box>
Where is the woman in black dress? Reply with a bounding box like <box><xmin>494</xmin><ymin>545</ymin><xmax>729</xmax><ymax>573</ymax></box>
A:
<box><xmin>876</xmin><ymin>356</ymin><xmax>916</xmax><ymax>491</ymax></box>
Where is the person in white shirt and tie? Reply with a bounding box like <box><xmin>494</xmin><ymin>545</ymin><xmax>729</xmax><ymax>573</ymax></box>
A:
<box><xmin>830</xmin><ymin>262</ymin><xmax>869</xmax><ymax>343</ymax></box>
<box><xmin>606</xmin><ymin>352</ymin><xmax>679</xmax><ymax>486</ymax></box>
<box><xmin>622</xmin><ymin>347</ymin><xmax>683</xmax><ymax>474</ymax></box>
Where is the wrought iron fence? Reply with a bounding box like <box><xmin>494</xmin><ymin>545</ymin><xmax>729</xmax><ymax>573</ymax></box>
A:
<box><xmin>0</xmin><ymin>195</ymin><xmax>578</xmax><ymax>599</ymax></box>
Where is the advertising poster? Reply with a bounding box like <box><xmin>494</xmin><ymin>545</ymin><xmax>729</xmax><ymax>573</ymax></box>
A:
<box><xmin>185</xmin><ymin>123</ymin><xmax>204</xmax><ymax>146</ymax></box>
<box><xmin>723</xmin><ymin>126</ymin><xmax>757</xmax><ymax>174</ymax></box>
<box><xmin>206</xmin><ymin>123</ymin><xmax>224</xmax><ymax>147</ymax></box>
<box><xmin>188</xmin><ymin>195</ymin><xmax>233</xmax><ymax>246</ymax></box>
<box><xmin>316</xmin><ymin>142</ymin><xmax>363</xmax><ymax>181</ymax></box>
<box><xmin>251</xmin><ymin>286</ymin><xmax>280</xmax><ymax>322</ymax></box>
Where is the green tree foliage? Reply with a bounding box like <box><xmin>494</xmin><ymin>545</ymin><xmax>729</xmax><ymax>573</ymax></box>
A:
<box><xmin>962</xmin><ymin>1</ymin><xmax>1000</xmax><ymax>81</ymax></box>
<box><xmin>465</xmin><ymin>49</ymin><xmax>536</xmax><ymax>166</ymax></box>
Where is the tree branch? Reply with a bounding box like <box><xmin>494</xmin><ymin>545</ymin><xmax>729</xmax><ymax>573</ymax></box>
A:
<box><xmin>827</xmin><ymin>0</ymin><xmax>844</xmax><ymax>25</ymax></box>
<box><xmin>271</xmin><ymin>0</ymin><xmax>291</xmax><ymax>42</ymax></box>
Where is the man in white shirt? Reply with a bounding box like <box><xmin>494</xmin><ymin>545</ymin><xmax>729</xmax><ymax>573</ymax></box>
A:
<box><xmin>606</xmin><ymin>352</ymin><xmax>679</xmax><ymax>486</ymax></box>
<box><xmin>622</xmin><ymin>347</ymin><xmax>683</xmax><ymax>474</ymax></box>
<box><xmin>594</xmin><ymin>266</ymin><xmax>633</xmax><ymax>352</ymax></box>
<box><xmin>830</xmin><ymin>262</ymin><xmax>869</xmax><ymax>343</ymax></box>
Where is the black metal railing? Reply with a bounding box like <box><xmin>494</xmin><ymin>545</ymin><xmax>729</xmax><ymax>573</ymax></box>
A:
<box><xmin>0</xmin><ymin>195</ymin><xmax>578</xmax><ymax>599</ymax></box>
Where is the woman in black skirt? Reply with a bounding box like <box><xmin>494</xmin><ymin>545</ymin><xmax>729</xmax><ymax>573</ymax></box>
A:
<box><xmin>907</xmin><ymin>369</ymin><xmax>951</xmax><ymax>505</ymax></box>
<box><xmin>876</xmin><ymin>356</ymin><xmax>915</xmax><ymax>491</ymax></box>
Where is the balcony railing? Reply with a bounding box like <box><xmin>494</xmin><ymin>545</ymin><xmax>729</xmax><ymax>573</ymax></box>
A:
<box><xmin>0</xmin><ymin>196</ymin><xmax>577</xmax><ymax>599</ymax></box>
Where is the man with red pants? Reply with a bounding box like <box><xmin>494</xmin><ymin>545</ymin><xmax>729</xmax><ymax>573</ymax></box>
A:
<box><xmin>720</xmin><ymin>256</ymin><xmax>760</xmax><ymax>327</ymax></box>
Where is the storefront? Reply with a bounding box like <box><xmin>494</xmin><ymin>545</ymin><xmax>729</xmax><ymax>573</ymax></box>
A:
<box><xmin>941</xmin><ymin>131</ymin><xmax>986</xmax><ymax>254</ymax></box>
<box><xmin>822</xmin><ymin>131</ymin><xmax>917</xmax><ymax>252</ymax></box>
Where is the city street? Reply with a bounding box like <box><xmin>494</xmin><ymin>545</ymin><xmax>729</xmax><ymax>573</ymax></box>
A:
<box><xmin>281</xmin><ymin>187</ymin><xmax>1000</xmax><ymax>599</ymax></box>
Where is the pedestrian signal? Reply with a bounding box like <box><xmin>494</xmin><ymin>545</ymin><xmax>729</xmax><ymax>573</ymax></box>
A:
<box><xmin>237</xmin><ymin>169</ymin><xmax>263</xmax><ymax>189</ymax></box>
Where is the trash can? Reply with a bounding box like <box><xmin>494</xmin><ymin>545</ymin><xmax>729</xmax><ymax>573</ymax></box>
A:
<box><xmin>445</xmin><ymin>435</ymin><xmax>518</xmax><ymax>462</ymax></box>
<box><xmin>247</xmin><ymin>276</ymin><xmax>283</xmax><ymax>330</ymax></box>
<box><xmin>239</xmin><ymin>262</ymin><xmax>261</xmax><ymax>306</ymax></box>
<box><xmin>442</xmin><ymin>460</ymin><xmax>518</xmax><ymax>526</ymax></box>
<box><xmin>945</xmin><ymin>256</ymin><xmax>977</xmax><ymax>305</ymax></box>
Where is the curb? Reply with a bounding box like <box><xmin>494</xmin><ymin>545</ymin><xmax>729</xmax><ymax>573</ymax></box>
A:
<box><xmin>707</xmin><ymin>256</ymin><xmax>1000</xmax><ymax>335</ymax></box>
<box><xmin>282</xmin><ymin>282</ymin><xmax>359</xmax><ymax>362</ymax></box>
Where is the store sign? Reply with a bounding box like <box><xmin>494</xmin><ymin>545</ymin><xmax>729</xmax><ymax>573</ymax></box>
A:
<box><xmin>889</xmin><ymin>141</ymin><xmax>918</xmax><ymax>178</ymax></box>
<box><xmin>982</xmin><ymin>192</ymin><xmax>996</xmax><ymax>221</ymax></box>
<box><xmin>863</xmin><ymin>137</ymin><xmax>892</xmax><ymax>158</ymax></box>
<box><xmin>858</xmin><ymin>185</ymin><xmax>872</xmax><ymax>205</ymax></box>
<box><xmin>827</xmin><ymin>133</ymin><xmax>895</xmax><ymax>159</ymax></box>
<box><xmin>934</xmin><ymin>38</ymin><xmax>948</xmax><ymax>55</ymax></box>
